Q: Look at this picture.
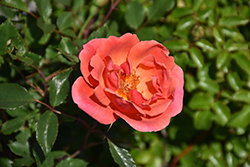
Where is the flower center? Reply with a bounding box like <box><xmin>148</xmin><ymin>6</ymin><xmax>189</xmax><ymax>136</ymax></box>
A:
<box><xmin>116</xmin><ymin>71</ymin><xmax>140</xmax><ymax>100</ymax></box>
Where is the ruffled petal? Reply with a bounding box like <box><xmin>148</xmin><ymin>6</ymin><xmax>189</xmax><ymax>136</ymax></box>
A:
<box><xmin>128</xmin><ymin>40</ymin><xmax>174</xmax><ymax>70</ymax></box>
<box><xmin>163</xmin><ymin>65</ymin><xmax>184</xmax><ymax>117</ymax></box>
<box><xmin>114</xmin><ymin>110</ymin><xmax>171</xmax><ymax>132</ymax></box>
<box><xmin>97</xmin><ymin>33</ymin><xmax>140</xmax><ymax>65</ymax></box>
<box><xmin>72</xmin><ymin>77</ymin><xmax>117</xmax><ymax>124</ymax></box>
<box><xmin>80</xmin><ymin>38</ymin><xmax>106</xmax><ymax>86</ymax></box>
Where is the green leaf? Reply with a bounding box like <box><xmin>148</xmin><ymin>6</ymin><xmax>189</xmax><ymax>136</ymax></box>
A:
<box><xmin>125</xmin><ymin>1</ymin><xmax>144</xmax><ymax>29</ymax></box>
<box><xmin>228</xmin><ymin>105</ymin><xmax>250</xmax><ymax>128</ymax></box>
<box><xmin>57</xmin><ymin>12</ymin><xmax>73</xmax><ymax>31</ymax></box>
<box><xmin>88</xmin><ymin>24</ymin><xmax>108</xmax><ymax>41</ymax></box>
<box><xmin>193</xmin><ymin>0</ymin><xmax>204</xmax><ymax>11</ymax></box>
<box><xmin>194</xmin><ymin>110</ymin><xmax>213</xmax><ymax>130</ymax></box>
<box><xmin>189</xmin><ymin>92</ymin><xmax>213</xmax><ymax>110</ymax></box>
<box><xmin>212</xmin><ymin>101</ymin><xmax>231</xmax><ymax>126</ymax></box>
<box><xmin>199</xmin><ymin>79</ymin><xmax>220</xmax><ymax>94</ymax></box>
<box><xmin>0</xmin><ymin>158</ymin><xmax>13</xmax><ymax>167</ymax></box>
<box><xmin>55</xmin><ymin>157</ymin><xmax>88</xmax><ymax>167</ymax></box>
<box><xmin>231</xmin><ymin>137</ymin><xmax>249</xmax><ymax>158</ymax></box>
<box><xmin>40</xmin><ymin>151</ymin><xmax>68</xmax><ymax>167</ymax></box>
<box><xmin>0</xmin><ymin>83</ymin><xmax>33</xmax><ymax>109</ymax></box>
<box><xmin>195</xmin><ymin>39</ymin><xmax>214</xmax><ymax>51</ymax></box>
<box><xmin>164</xmin><ymin>40</ymin><xmax>189</xmax><ymax>51</ymax></box>
<box><xmin>8</xmin><ymin>141</ymin><xmax>30</xmax><ymax>157</ymax></box>
<box><xmin>219</xmin><ymin>16</ymin><xmax>249</xmax><ymax>27</ymax></box>
<box><xmin>34</xmin><ymin>0</ymin><xmax>52</xmax><ymax>21</ymax></box>
<box><xmin>213</xmin><ymin>27</ymin><xmax>224</xmax><ymax>43</ymax></box>
<box><xmin>216</xmin><ymin>51</ymin><xmax>231</xmax><ymax>69</ymax></box>
<box><xmin>60</xmin><ymin>29</ymin><xmax>76</xmax><ymax>38</ymax></box>
<box><xmin>108</xmin><ymin>139</ymin><xmax>136</xmax><ymax>167</ymax></box>
<box><xmin>176</xmin><ymin>16</ymin><xmax>196</xmax><ymax>30</ymax></box>
<box><xmin>232</xmin><ymin>90</ymin><xmax>250</xmax><ymax>103</ymax></box>
<box><xmin>58</xmin><ymin>37</ymin><xmax>79</xmax><ymax>64</ymax></box>
<box><xmin>148</xmin><ymin>0</ymin><xmax>175</xmax><ymax>21</ymax></box>
<box><xmin>0</xmin><ymin>19</ymin><xmax>26</xmax><ymax>57</ymax></box>
<box><xmin>37</xmin><ymin>17</ymin><xmax>56</xmax><ymax>35</ymax></box>
<box><xmin>55</xmin><ymin>0</ymin><xmax>71</xmax><ymax>6</ymax></box>
<box><xmin>233</xmin><ymin>53</ymin><xmax>250</xmax><ymax>75</ymax></box>
<box><xmin>171</xmin><ymin>7</ymin><xmax>193</xmax><ymax>19</ymax></box>
<box><xmin>12</xmin><ymin>157</ymin><xmax>34</xmax><ymax>167</ymax></box>
<box><xmin>36</xmin><ymin>111</ymin><xmax>58</xmax><ymax>155</ymax></box>
<box><xmin>49</xmin><ymin>68</ymin><xmax>73</xmax><ymax>107</ymax></box>
<box><xmin>189</xmin><ymin>47</ymin><xmax>204</xmax><ymax>68</ymax></box>
<box><xmin>227</xmin><ymin>72</ymin><xmax>241</xmax><ymax>91</ymax></box>
<box><xmin>0</xmin><ymin>0</ymin><xmax>29</xmax><ymax>12</ymax></box>
<box><xmin>1</xmin><ymin>117</ymin><xmax>25</xmax><ymax>135</ymax></box>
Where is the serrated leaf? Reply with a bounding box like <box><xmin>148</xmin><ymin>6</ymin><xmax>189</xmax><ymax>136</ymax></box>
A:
<box><xmin>88</xmin><ymin>24</ymin><xmax>108</xmax><ymax>41</ymax></box>
<box><xmin>0</xmin><ymin>83</ymin><xmax>33</xmax><ymax>109</ymax></box>
<box><xmin>34</xmin><ymin>0</ymin><xmax>52</xmax><ymax>21</ymax></box>
<box><xmin>36</xmin><ymin>111</ymin><xmax>58</xmax><ymax>155</ymax></box>
<box><xmin>148</xmin><ymin>0</ymin><xmax>175</xmax><ymax>21</ymax></box>
<box><xmin>219</xmin><ymin>16</ymin><xmax>249</xmax><ymax>27</ymax></box>
<box><xmin>108</xmin><ymin>139</ymin><xmax>136</xmax><ymax>167</ymax></box>
<box><xmin>1</xmin><ymin>117</ymin><xmax>25</xmax><ymax>135</ymax></box>
<box><xmin>1</xmin><ymin>0</ymin><xmax>29</xmax><ymax>12</ymax></box>
<box><xmin>8</xmin><ymin>141</ymin><xmax>30</xmax><ymax>157</ymax></box>
<box><xmin>37</xmin><ymin>17</ymin><xmax>56</xmax><ymax>35</ymax></box>
<box><xmin>125</xmin><ymin>1</ymin><xmax>144</xmax><ymax>29</ymax></box>
<box><xmin>55</xmin><ymin>157</ymin><xmax>88</xmax><ymax>167</ymax></box>
<box><xmin>58</xmin><ymin>37</ymin><xmax>79</xmax><ymax>64</ymax></box>
<box><xmin>57</xmin><ymin>12</ymin><xmax>73</xmax><ymax>31</ymax></box>
<box><xmin>49</xmin><ymin>68</ymin><xmax>73</xmax><ymax>107</ymax></box>
<box><xmin>228</xmin><ymin>105</ymin><xmax>250</xmax><ymax>128</ymax></box>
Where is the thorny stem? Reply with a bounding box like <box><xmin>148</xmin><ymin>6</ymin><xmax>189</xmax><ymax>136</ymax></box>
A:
<box><xmin>99</xmin><ymin>0</ymin><xmax>121</xmax><ymax>28</ymax></box>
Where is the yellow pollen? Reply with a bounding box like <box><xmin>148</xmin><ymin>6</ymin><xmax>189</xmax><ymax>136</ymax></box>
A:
<box><xmin>116</xmin><ymin>71</ymin><xmax>140</xmax><ymax>100</ymax></box>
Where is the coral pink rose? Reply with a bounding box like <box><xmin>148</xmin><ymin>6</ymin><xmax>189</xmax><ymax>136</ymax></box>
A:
<box><xmin>72</xmin><ymin>33</ymin><xmax>184</xmax><ymax>132</ymax></box>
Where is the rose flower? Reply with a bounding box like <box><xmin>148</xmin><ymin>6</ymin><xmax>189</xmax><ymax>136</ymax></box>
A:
<box><xmin>72</xmin><ymin>33</ymin><xmax>184</xmax><ymax>132</ymax></box>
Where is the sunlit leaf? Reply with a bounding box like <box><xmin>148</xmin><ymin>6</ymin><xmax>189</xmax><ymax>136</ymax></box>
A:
<box><xmin>36</xmin><ymin>111</ymin><xmax>58</xmax><ymax>155</ymax></box>
<box><xmin>0</xmin><ymin>0</ymin><xmax>29</xmax><ymax>12</ymax></box>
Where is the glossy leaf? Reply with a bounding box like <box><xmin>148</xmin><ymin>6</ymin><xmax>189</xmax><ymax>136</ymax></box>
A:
<box><xmin>1</xmin><ymin>117</ymin><xmax>25</xmax><ymax>135</ymax></box>
<box><xmin>227</xmin><ymin>72</ymin><xmax>241</xmax><ymax>91</ymax></box>
<box><xmin>213</xmin><ymin>27</ymin><xmax>224</xmax><ymax>43</ymax></box>
<box><xmin>231</xmin><ymin>137</ymin><xmax>249</xmax><ymax>158</ymax></box>
<box><xmin>171</xmin><ymin>7</ymin><xmax>193</xmax><ymax>19</ymax></box>
<box><xmin>34</xmin><ymin>0</ymin><xmax>52</xmax><ymax>21</ymax></box>
<box><xmin>189</xmin><ymin>47</ymin><xmax>204</xmax><ymax>68</ymax></box>
<box><xmin>176</xmin><ymin>16</ymin><xmax>196</xmax><ymax>30</ymax></box>
<box><xmin>164</xmin><ymin>40</ymin><xmax>189</xmax><ymax>51</ymax></box>
<box><xmin>193</xmin><ymin>0</ymin><xmax>204</xmax><ymax>11</ymax></box>
<box><xmin>49</xmin><ymin>68</ymin><xmax>73</xmax><ymax>107</ymax></box>
<box><xmin>228</xmin><ymin>105</ymin><xmax>250</xmax><ymax>128</ymax></box>
<box><xmin>212</xmin><ymin>101</ymin><xmax>231</xmax><ymax>126</ymax></box>
<box><xmin>232</xmin><ymin>90</ymin><xmax>250</xmax><ymax>103</ymax></box>
<box><xmin>12</xmin><ymin>157</ymin><xmax>34</xmax><ymax>167</ymax></box>
<box><xmin>58</xmin><ymin>37</ymin><xmax>79</xmax><ymax>64</ymax></box>
<box><xmin>189</xmin><ymin>92</ymin><xmax>213</xmax><ymax>110</ymax></box>
<box><xmin>148</xmin><ymin>0</ymin><xmax>175</xmax><ymax>21</ymax></box>
<box><xmin>57</xmin><ymin>12</ymin><xmax>73</xmax><ymax>31</ymax></box>
<box><xmin>36</xmin><ymin>111</ymin><xmax>58</xmax><ymax>155</ymax></box>
<box><xmin>194</xmin><ymin>110</ymin><xmax>213</xmax><ymax>130</ymax></box>
<box><xmin>0</xmin><ymin>0</ymin><xmax>29</xmax><ymax>12</ymax></box>
<box><xmin>233</xmin><ymin>53</ymin><xmax>250</xmax><ymax>75</ymax></box>
<box><xmin>216</xmin><ymin>51</ymin><xmax>231</xmax><ymax>69</ymax></box>
<box><xmin>125</xmin><ymin>1</ymin><xmax>144</xmax><ymax>29</ymax></box>
<box><xmin>108</xmin><ymin>139</ymin><xmax>136</xmax><ymax>167</ymax></box>
<box><xmin>0</xmin><ymin>83</ymin><xmax>33</xmax><ymax>109</ymax></box>
<box><xmin>8</xmin><ymin>141</ymin><xmax>30</xmax><ymax>157</ymax></box>
<box><xmin>195</xmin><ymin>39</ymin><xmax>214</xmax><ymax>51</ymax></box>
<box><xmin>219</xmin><ymin>16</ymin><xmax>249</xmax><ymax>27</ymax></box>
<box><xmin>199</xmin><ymin>79</ymin><xmax>220</xmax><ymax>94</ymax></box>
<box><xmin>55</xmin><ymin>157</ymin><xmax>88</xmax><ymax>167</ymax></box>
<box><xmin>0</xmin><ymin>158</ymin><xmax>13</xmax><ymax>167</ymax></box>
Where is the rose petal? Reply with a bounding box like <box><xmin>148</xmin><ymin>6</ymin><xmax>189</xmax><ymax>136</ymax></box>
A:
<box><xmin>105</xmin><ymin>88</ymin><xmax>145</xmax><ymax>115</ymax></box>
<box><xmin>114</xmin><ymin>110</ymin><xmax>171</xmax><ymax>132</ymax></box>
<box><xmin>89</xmin><ymin>54</ymin><xmax>105</xmax><ymax>87</ymax></box>
<box><xmin>94</xmin><ymin>85</ymin><xmax>111</xmax><ymax>106</ymax></box>
<box><xmin>120</xmin><ymin>57</ymin><xmax>133</xmax><ymax>75</ymax></box>
<box><xmin>97</xmin><ymin>33</ymin><xmax>140</xmax><ymax>65</ymax></box>
<box><xmin>164</xmin><ymin>65</ymin><xmax>184</xmax><ymax>117</ymax></box>
<box><xmin>80</xmin><ymin>38</ymin><xmax>106</xmax><ymax>86</ymax></box>
<box><xmin>128</xmin><ymin>40</ymin><xmax>174</xmax><ymax>70</ymax></box>
<box><xmin>130</xmin><ymin>89</ymin><xmax>151</xmax><ymax>110</ymax></box>
<box><xmin>103</xmin><ymin>57</ymin><xmax>119</xmax><ymax>90</ymax></box>
<box><xmin>72</xmin><ymin>77</ymin><xmax>117</xmax><ymax>124</ymax></box>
